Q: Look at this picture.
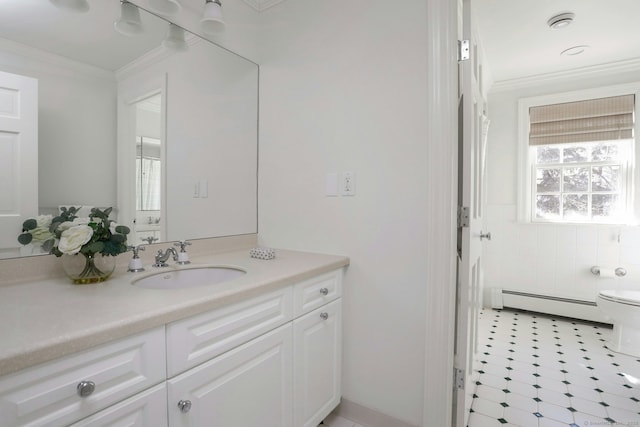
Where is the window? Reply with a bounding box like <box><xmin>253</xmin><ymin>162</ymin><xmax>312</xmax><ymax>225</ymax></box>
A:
<box><xmin>533</xmin><ymin>140</ymin><xmax>630</xmax><ymax>222</ymax></box>
<box><xmin>136</xmin><ymin>136</ymin><xmax>162</xmax><ymax>211</ymax></box>
<box><xmin>519</xmin><ymin>91</ymin><xmax>637</xmax><ymax>224</ymax></box>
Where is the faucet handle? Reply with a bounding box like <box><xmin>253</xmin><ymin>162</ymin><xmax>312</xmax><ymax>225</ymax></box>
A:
<box><xmin>127</xmin><ymin>244</ymin><xmax>146</xmax><ymax>259</ymax></box>
<box><xmin>127</xmin><ymin>245</ymin><xmax>146</xmax><ymax>272</ymax></box>
<box><xmin>141</xmin><ymin>236</ymin><xmax>158</xmax><ymax>245</ymax></box>
<box><xmin>174</xmin><ymin>240</ymin><xmax>191</xmax><ymax>265</ymax></box>
<box><xmin>174</xmin><ymin>240</ymin><xmax>192</xmax><ymax>252</ymax></box>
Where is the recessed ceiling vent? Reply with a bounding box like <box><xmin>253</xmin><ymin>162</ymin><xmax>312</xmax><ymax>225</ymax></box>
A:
<box><xmin>547</xmin><ymin>12</ymin><xmax>575</xmax><ymax>29</ymax></box>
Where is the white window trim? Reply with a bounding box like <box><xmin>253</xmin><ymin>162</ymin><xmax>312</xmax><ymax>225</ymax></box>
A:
<box><xmin>517</xmin><ymin>82</ymin><xmax>640</xmax><ymax>224</ymax></box>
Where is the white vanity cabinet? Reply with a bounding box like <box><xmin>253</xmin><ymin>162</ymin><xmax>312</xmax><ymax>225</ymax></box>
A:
<box><xmin>0</xmin><ymin>327</ymin><xmax>166</xmax><ymax>427</ymax></box>
<box><xmin>0</xmin><ymin>267</ymin><xmax>344</xmax><ymax>427</ymax></box>
<box><xmin>166</xmin><ymin>268</ymin><xmax>343</xmax><ymax>427</ymax></box>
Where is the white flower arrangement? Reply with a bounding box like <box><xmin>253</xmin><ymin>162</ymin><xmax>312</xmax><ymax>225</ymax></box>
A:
<box><xmin>18</xmin><ymin>207</ymin><xmax>130</xmax><ymax>257</ymax></box>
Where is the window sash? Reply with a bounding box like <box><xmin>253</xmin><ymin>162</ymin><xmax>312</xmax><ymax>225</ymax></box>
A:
<box><xmin>530</xmin><ymin>141</ymin><xmax>630</xmax><ymax>223</ymax></box>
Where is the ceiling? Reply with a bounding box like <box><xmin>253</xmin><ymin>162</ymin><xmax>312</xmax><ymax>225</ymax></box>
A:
<box><xmin>0</xmin><ymin>0</ymin><xmax>285</xmax><ymax>71</ymax></box>
<box><xmin>8</xmin><ymin>0</ymin><xmax>636</xmax><ymax>83</ymax></box>
<box><xmin>473</xmin><ymin>0</ymin><xmax>640</xmax><ymax>83</ymax></box>
<box><xmin>0</xmin><ymin>0</ymin><xmax>168</xmax><ymax>71</ymax></box>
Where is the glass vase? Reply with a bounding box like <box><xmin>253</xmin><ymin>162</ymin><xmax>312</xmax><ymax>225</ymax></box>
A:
<box><xmin>61</xmin><ymin>253</ymin><xmax>116</xmax><ymax>284</ymax></box>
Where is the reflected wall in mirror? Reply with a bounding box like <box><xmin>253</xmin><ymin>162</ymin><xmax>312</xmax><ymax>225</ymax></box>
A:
<box><xmin>0</xmin><ymin>0</ymin><xmax>258</xmax><ymax>259</ymax></box>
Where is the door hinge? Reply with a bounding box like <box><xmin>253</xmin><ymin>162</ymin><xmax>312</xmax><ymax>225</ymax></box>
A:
<box><xmin>458</xmin><ymin>39</ymin><xmax>470</xmax><ymax>61</ymax></box>
<box><xmin>454</xmin><ymin>368</ymin><xmax>465</xmax><ymax>390</ymax></box>
<box><xmin>457</xmin><ymin>206</ymin><xmax>470</xmax><ymax>228</ymax></box>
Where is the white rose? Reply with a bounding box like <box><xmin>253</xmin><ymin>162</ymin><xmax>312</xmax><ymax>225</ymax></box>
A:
<box><xmin>36</xmin><ymin>215</ymin><xmax>53</xmax><ymax>228</ymax></box>
<box><xmin>31</xmin><ymin>215</ymin><xmax>54</xmax><ymax>243</ymax></box>
<box><xmin>58</xmin><ymin>217</ymin><xmax>91</xmax><ymax>232</ymax></box>
<box><xmin>58</xmin><ymin>225</ymin><xmax>93</xmax><ymax>254</ymax></box>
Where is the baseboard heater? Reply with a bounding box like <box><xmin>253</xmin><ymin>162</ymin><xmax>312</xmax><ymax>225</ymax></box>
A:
<box><xmin>492</xmin><ymin>289</ymin><xmax>611</xmax><ymax>324</ymax></box>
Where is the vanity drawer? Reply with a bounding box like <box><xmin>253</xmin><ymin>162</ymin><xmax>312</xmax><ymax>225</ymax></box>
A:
<box><xmin>293</xmin><ymin>269</ymin><xmax>342</xmax><ymax>317</ymax></box>
<box><xmin>166</xmin><ymin>286</ymin><xmax>293</xmax><ymax>376</ymax></box>
<box><xmin>69</xmin><ymin>383</ymin><xmax>167</xmax><ymax>427</ymax></box>
<box><xmin>0</xmin><ymin>327</ymin><xmax>166</xmax><ymax>427</ymax></box>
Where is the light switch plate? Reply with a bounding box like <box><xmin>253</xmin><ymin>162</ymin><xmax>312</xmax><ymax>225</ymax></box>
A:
<box><xmin>326</xmin><ymin>172</ymin><xmax>338</xmax><ymax>196</ymax></box>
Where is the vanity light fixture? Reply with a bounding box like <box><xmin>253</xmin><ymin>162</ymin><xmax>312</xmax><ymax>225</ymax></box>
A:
<box><xmin>162</xmin><ymin>23</ymin><xmax>189</xmax><ymax>52</ymax></box>
<box><xmin>148</xmin><ymin>0</ymin><xmax>182</xmax><ymax>16</ymax></box>
<box><xmin>114</xmin><ymin>1</ymin><xmax>143</xmax><ymax>36</ymax></box>
<box><xmin>201</xmin><ymin>0</ymin><xmax>226</xmax><ymax>35</ymax></box>
<box><xmin>547</xmin><ymin>12</ymin><xmax>575</xmax><ymax>29</ymax></box>
<box><xmin>49</xmin><ymin>0</ymin><xmax>90</xmax><ymax>13</ymax></box>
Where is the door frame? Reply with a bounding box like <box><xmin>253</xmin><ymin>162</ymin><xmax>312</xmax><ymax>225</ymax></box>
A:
<box><xmin>423</xmin><ymin>0</ymin><xmax>460</xmax><ymax>426</ymax></box>
<box><xmin>116</xmin><ymin>73</ymin><xmax>167</xmax><ymax>242</ymax></box>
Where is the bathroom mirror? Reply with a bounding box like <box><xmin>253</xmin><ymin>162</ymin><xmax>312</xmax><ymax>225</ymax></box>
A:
<box><xmin>0</xmin><ymin>0</ymin><xmax>258</xmax><ymax>259</ymax></box>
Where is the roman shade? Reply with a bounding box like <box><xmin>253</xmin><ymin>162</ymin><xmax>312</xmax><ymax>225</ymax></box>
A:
<box><xmin>529</xmin><ymin>94</ymin><xmax>635</xmax><ymax>146</ymax></box>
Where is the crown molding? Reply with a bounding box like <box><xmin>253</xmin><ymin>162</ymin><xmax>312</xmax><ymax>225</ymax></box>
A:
<box><xmin>240</xmin><ymin>0</ymin><xmax>285</xmax><ymax>12</ymax></box>
<box><xmin>115</xmin><ymin>34</ymin><xmax>201</xmax><ymax>81</ymax></box>
<box><xmin>0</xmin><ymin>37</ymin><xmax>115</xmax><ymax>83</ymax></box>
<box><xmin>490</xmin><ymin>57</ymin><xmax>640</xmax><ymax>93</ymax></box>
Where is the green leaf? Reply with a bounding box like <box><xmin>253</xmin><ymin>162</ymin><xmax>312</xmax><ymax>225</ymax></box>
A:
<box><xmin>17</xmin><ymin>233</ymin><xmax>33</xmax><ymax>245</ymax></box>
<box><xmin>115</xmin><ymin>225</ymin><xmax>130</xmax><ymax>235</ymax></box>
<box><xmin>42</xmin><ymin>239</ymin><xmax>55</xmax><ymax>253</ymax></box>
<box><xmin>102</xmin><ymin>240</ymin><xmax>125</xmax><ymax>256</ymax></box>
<box><xmin>22</xmin><ymin>219</ymin><xmax>37</xmax><ymax>231</ymax></box>
<box><xmin>110</xmin><ymin>234</ymin><xmax>126</xmax><ymax>244</ymax></box>
<box><xmin>84</xmin><ymin>241</ymin><xmax>105</xmax><ymax>254</ymax></box>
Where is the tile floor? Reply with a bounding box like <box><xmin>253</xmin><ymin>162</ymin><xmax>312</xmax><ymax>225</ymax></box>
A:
<box><xmin>319</xmin><ymin>413</ymin><xmax>366</xmax><ymax>427</ymax></box>
<box><xmin>469</xmin><ymin>308</ymin><xmax>640</xmax><ymax>427</ymax></box>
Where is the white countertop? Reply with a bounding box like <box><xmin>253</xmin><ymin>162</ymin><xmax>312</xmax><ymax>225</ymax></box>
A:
<box><xmin>0</xmin><ymin>248</ymin><xmax>349</xmax><ymax>376</ymax></box>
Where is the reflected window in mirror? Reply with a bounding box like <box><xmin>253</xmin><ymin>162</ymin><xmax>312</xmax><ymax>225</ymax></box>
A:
<box><xmin>136</xmin><ymin>136</ymin><xmax>162</xmax><ymax>212</ymax></box>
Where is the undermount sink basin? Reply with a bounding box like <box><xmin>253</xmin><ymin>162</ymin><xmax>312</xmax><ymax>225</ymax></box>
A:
<box><xmin>132</xmin><ymin>266</ymin><xmax>246</xmax><ymax>290</ymax></box>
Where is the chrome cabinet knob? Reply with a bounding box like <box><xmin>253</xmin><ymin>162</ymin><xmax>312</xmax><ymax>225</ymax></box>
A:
<box><xmin>320</xmin><ymin>312</ymin><xmax>329</xmax><ymax>320</ymax></box>
<box><xmin>76</xmin><ymin>380</ymin><xmax>95</xmax><ymax>397</ymax></box>
<box><xmin>479</xmin><ymin>231</ymin><xmax>492</xmax><ymax>241</ymax></box>
<box><xmin>178</xmin><ymin>400</ymin><xmax>192</xmax><ymax>413</ymax></box>
<box><xmin>319</xmin><ymin>287</ymin><xmax>329</xmax><ymax>296</ymax></box>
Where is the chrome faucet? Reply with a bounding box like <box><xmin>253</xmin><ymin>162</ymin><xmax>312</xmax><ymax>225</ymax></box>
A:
<box><xmin>153</xmin><ymin>247</ymin><xmax>178</xmax><ymax>267</ymax></box>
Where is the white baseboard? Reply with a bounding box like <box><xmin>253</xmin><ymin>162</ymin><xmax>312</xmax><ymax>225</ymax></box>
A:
<box><xmin>333</xmin><ymin>399</ymin><xmax>418</xmax><ymax>427</ymax></box>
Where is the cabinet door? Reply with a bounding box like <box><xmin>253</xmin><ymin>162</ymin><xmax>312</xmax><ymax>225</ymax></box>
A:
<box><xmin>69</xmin><ymin>383</ymin><xmax>167</xmax><ymax>427</ymax></box>
<box><xmin>293</xmin><ymin>299</ymin><xmax>342</xmax><ymax>427</ymax></box>
<box><xmin>168</xmin><ymin>324</ymin><xmax>293</xmax><ymax>427</ymax></box>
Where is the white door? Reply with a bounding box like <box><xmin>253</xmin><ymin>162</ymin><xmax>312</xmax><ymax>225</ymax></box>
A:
<box><xmin>167</xmin><ymin>324</ymin><xmax>293</xmax><ymax>427</ymax></box>
<box><xmin>293</xmin><ymin>300</ymin><xmax>342</xmax><ymax>427</ymax></box>
<box><xmin>454</xmin><ymin>0</ymin><xmax>488</xmax><ymax>425</ymax></box>
<box><xmin>0</xmin><ymin>71</ymin><xmax>38</xmax><ymax>253</ymax></box>
<box><xmin>117</xmin><ymin>74</ymin><xmax>166</xmax><ymax>244</ymax></box>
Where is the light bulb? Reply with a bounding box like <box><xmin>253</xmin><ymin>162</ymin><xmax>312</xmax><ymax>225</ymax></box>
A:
<box><xmin>49</xmin><ymin>0</ymin><xmax>90</xmax><ymax>13</ymax></box>
<box><xmin>114</xmin><ymin>1</ymin><xmax>143</xmax><ymax>36</ymax></box>
<box><xmin>201</xmin><ymin>0</ymin><xmax>226</xmax><ymax>35</ymax></box>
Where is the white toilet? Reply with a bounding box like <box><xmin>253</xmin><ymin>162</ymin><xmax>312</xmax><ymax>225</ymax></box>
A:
<box><xmin>597</xmin><ymin>290</ymin><xmax>640</xmax><ymax>357</ymax></box>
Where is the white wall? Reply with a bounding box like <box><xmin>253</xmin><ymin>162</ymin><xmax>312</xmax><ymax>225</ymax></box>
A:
<box><xmin>0</xmin><ymin>38</ymin><xmax>117</xmax><ymax>213</ymax></box>
<box><xmin>485</xmin><ymin>67</ymin><xmax>640</xmax><ymax>305</ymax></box>
<box><xmin>257</xmin><ymin>1</ymin><xmax>429</xmax><ymax>424</ymax></box>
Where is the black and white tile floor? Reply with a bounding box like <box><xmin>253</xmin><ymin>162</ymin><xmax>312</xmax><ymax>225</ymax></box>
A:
<box><xmin>469</xmin><ymin>309</ymin><xmax>640</xmax><ymax>427</ymax></box>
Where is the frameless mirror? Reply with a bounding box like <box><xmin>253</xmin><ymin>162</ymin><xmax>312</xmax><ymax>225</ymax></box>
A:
<box><xmin>0</xmin><ymin>0</ymin><xmax>258</xmax><ymax>259</ymax></box>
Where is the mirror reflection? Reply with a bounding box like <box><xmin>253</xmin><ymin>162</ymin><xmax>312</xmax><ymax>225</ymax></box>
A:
<box><xmin>0</xmin><ymin>0</ymin><xmax>258</xmax><ymax>259</ymax></box>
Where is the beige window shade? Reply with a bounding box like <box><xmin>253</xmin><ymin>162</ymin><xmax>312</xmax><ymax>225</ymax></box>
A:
<box><xmin>529</xmin><ymin>94</ymin><xmax>635</xmax><ymax>146</ymax></box>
